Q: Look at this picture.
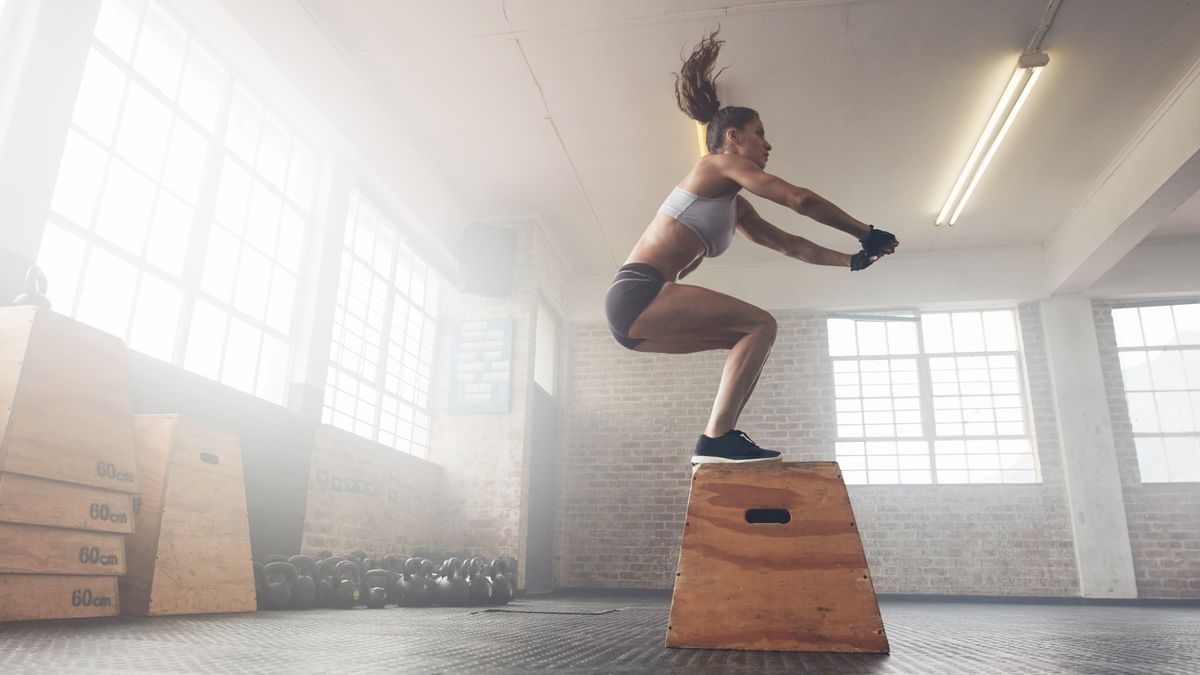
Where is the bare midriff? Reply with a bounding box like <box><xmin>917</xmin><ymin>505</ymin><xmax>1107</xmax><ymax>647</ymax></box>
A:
<box><xmin>622</xmin><ymin>212</ymin><xmax>707</xmax><ymax>282</ymax></box>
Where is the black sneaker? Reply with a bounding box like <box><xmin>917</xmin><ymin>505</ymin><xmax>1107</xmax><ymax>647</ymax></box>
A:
<box><xmin>691</xmin><ymin>430</ymin><xmax>783</xmax><ymax>464</ymax></box>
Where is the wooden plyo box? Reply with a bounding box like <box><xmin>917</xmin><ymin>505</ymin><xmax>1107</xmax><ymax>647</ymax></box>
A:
<box><xmin>0</xmin><ymin>472</ymin><xmax>135</xmax><ymax>533</ymax></box>
<box><xmin>0</xmin><ymin>574</ymin><xmax>119</xmax><ymax>621</ymax></box>
<box><xmin>667</xmin><ymin>462</ymin><xmax>889</xmax><ymax>653</ymax></box>
<box><xmin>120</xmin><ymin>415</ymin><xmax>255</xmax><ymax>616</ymax></box>
<box><xmin>0</xmin><ymin>307</ymin><xmax>137</xmax><ymax>493</ymax></box>
<box><xmin>0</xmin><ymin>521</ymin><xmax>126</xmax><ymax>575</ymax></box>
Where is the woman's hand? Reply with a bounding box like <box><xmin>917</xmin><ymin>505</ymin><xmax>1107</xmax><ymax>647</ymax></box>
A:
<box><xmin>859</xmin><ymin>226</ymin><xmax>899</xmax><ymax>256</ymax></box>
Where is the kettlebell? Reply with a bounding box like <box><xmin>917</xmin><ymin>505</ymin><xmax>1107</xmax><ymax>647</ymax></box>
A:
<box><xmin>465</xmin><ymin>558</ymin><xmax>493</xmax><ymax>605</ymax></box>
<box><xmin>397</xmin><ymin>557</ymin><xmax>432</xmax><ymax>607</ymax></box>
<box><xmin>363</xmin><ymin>568</ymin><xmax>390</xmax><ymax>609</ymax></box>
<box><xmin>489</xmin><ymin>558</ymin><xmax>513</xmax><ymax>605</ymax></box>
<box><xmin>315</xmin><ymin>556</ymin><xmax>344</xmax><ymax>608</ymax></box>
<box><xmin>333</xmin><ymin>559</ymin><xmax>362</xmax><ymax>609</ymax></box>
<box><xmin>262</xmin><ymin>561</ymin><xmax>297</xmax><ymax>610</ymax></box>
<box><xmin>288</xmin><ymin>555</ymin><xmax>318</xmax><ymax>609</ymax></box>
<box><xmin>434</xmin><ymin>558</ymin><xmax>470</xmax><ymax>607</ymax></box>
<box><xmin>382</xmin><ymin>554</ymin><xmax>406</xmax><ymax>605</ymax></box>
<box><xmin>12</xmin><ymin>266</ymin><xmax>50</xmax><ymax>308</ymax></box>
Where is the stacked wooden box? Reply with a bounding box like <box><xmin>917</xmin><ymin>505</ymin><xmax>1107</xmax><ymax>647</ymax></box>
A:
<box><xmin>0</xmin><ymin>306</ymin><xmax>138</xmax><ymax>621</ymax></box>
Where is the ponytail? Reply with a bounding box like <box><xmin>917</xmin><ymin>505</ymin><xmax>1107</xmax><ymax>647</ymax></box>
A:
<box><xmin>672</xmin><ymin>29</ymin><xmax>759</xmax><ymax>154</ymax></box>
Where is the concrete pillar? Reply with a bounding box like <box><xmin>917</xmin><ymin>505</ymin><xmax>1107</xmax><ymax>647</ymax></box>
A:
<box><xmin>1041</xmin><ymin>295</ymin><xmax>1138</xmax><ymax>598</ymax></box>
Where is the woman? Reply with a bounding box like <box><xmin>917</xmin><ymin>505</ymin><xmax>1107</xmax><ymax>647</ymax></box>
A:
<box><xmin>604</xmin><ymin>31</ymin><xmax>898</xmax><ymax>464</ymax></box>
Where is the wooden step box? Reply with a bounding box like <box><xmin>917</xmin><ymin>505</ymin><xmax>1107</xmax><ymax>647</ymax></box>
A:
<box><xmin>0</xmin><ymin>472</ymin><xmax>135</xmax><ymax>533</ymax></box>
<box><xmin>0</xmin><ymin>307</ymin><xmax>137</xmax><ymax>492</ymax></box>
<box><xmin>0</xmin><ymin>574</ymin><xmax>119</xmax><ymax>621</ymax></box>
<box><xmin>0</xmin><ymin>521</ymin><xmax>125</xmax><ymax>575</ymax></box>
<box><xmin>667</xmin><ymin>462</ymin><xmax>888</xmax><ymax>653</ymax></box>
<box><xmin>120</xmin><ymin>415</ymin><xmax>255</xmax><ymax>616</ymax></box>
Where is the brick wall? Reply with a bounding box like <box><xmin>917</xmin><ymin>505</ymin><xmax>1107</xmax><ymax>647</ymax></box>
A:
<box><xmin>558</xmin><ymin>303</ymin><xmax>1080</xmax><ymax>595</ymax></box>
<box><xmin>426</xmin><ymin>220</ymin><xmax>567</xmax><ymax>585</ymax></box>
<box><xmin>1093</xmin><ymin>299</ymin><xmax>1200</xmax><ymax>599</ymax></box>
<box><xmin>300</xmin><ymin>425</ymin><xmax>444</xmax><ymax>557</ymax></box>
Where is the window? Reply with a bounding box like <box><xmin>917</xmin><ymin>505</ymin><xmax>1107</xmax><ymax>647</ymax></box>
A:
<box><xmin>323</xmin><ymin>191</ymin><xmax>440</xmax><ymax>457</ymax></box>
<box><xmin>36</xmin><ymin>0</ymin><xmax>316</xmax><ymax>405</ymax></box>
<box><xmin>1111</xmin><ymin>301</ymin><xmax>1200</xmax><ymax>483</ymax></box>
<box><xmin>828</xmin><ymin>309</ymin><xmax>1039</xmax><ymax>485</ymax></box>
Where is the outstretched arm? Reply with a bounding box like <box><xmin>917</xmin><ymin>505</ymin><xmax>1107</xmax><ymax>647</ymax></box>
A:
<box><xmin>735</xmin><ymin>197</ymin><xmax>852</xmax><ymax>267</ymax></box>
<box><xmin>717</xmin><ymin>155</ymin><xmax>874</xmax><ymax>241</ymax></box>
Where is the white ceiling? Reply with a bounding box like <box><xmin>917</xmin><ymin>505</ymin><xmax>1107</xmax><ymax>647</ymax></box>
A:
<box><xmin>292</xmin><ymin>0</ymin><xmax>1200</xmax><ymax>278</ymax></box>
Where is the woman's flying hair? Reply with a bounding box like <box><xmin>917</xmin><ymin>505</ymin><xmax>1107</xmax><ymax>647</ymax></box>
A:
<box><xmin>673</xmin><ymin>29</ymin><xmax>759</xmax><ymax>154</ymax></box>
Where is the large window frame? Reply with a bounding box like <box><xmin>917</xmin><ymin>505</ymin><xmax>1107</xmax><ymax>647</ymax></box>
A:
<box><xmin>828</xmin><ymin>309</ymin><xmax>1041</xmax><ymax>486</ymax></box>
<box><xmin>1111</xmin><ymin>300</ymin><xmax>1200</xmax><ymax>483</ymax></box>
<box><xmin>36</xmin><ymin>0</ymin><xmax>318</xmax><ymax>406</ymax></box>
<box><xmin>322</xmin><ymin>189</ymin><xmax>441</xmax><ymax>458</ymax></box>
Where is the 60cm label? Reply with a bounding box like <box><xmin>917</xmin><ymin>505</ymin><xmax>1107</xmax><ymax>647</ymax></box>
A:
<box><xmin>71</xmin><ymin>589</ymin><xmax>113</xmax><ymax>608</ymax></box>
<box><xmin>78</xmin><ymin>546</ymin><xmax>119</xmax><ymax>566</ymax></box>
<box><xmin>95</xmin><ymin>461</ymin><xmax>133</xmax><ymax>483</ymax></box>
<box><xmin>88</xmin><ymin>503</ymin><xmax>128</xmax><ymax>524</ymax></box>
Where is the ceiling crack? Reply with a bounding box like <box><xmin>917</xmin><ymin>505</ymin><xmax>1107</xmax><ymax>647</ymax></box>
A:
<box><xmin>512</xmin><ymin>38</ymin><xmax>618</xmax><ymax>266</ymax></box>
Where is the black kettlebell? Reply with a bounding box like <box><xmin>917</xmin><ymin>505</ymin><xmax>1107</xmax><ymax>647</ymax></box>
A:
<box><xmin>363</xmin><ymin>568</ymin><xmax>390</xmax><ymax>609</ymax></box>
<box><xmin>288</xmin><ymin>555</ymin><xmax>317</xmax><ymax>609</ymax></box>
<box><xmin>465</xmin><ymin>558</ymin><xmax>493</xmax><ymax>605</ymax></box>
<box><xmin>489</xmin><ymin>558</ymin><xmax>513</xmax><ymax>605</ymax></box>
<box><xmin>333</xmin><ymin>559</ymin><xmax>362</xmax><ymax>609</ymax></box>
<box><xmin>262</xmin><ymin>561</ymin><xmax>297</xmax><ymax>610</ymax></box>
<box><xmin>315</xmin><ymin>556</ymin><xmax>344</xmax><ymax>608</ymax></box>
<box><xmin>382</xmin><ymin>554</ymin><xmax>406</xmax><ymax>605</ymax></box>
<box><xmin>398</xmin><ymin>557</ymin><xmax>433</xmax><ymax>607</ymax></box>
<box><xmin>435</xmin><ymin>558</ymin><xmax>470</xmax><ymax>607</ymax></box>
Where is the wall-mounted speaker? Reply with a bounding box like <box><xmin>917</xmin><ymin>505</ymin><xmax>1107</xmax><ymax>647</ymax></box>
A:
<box><xmin>457</xmin><ymin>224</ymin><xmax>518</xmax><ymax>298</ymax></box>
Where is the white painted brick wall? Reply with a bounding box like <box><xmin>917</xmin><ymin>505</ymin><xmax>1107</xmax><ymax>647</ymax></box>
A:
<box><xmin>558</xmin><ymin>302</ymin><xmax>1081</xmax><ymax>595</ymax></box>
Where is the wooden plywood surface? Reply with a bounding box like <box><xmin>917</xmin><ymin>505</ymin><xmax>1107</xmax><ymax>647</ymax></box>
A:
<box><xmin>0</xmin><ymin>472</ymin><xmax>134</xmax><ymax>533</ymax></box>
<box><xmin>0</xmin><ymin>309</ymin><xmax>136</xmax><ymax>492</ymax></box>
<box><xmin>119</xmin><ymin>415</ymin><xmax>173</xmax><ymax>616</ymax></box>
<box><xmin>0</xmin><ymin>522</ymin><xmax>126</xmax><ymax>575</ymax></box>
<box><xmin>666</xmin><ymin>462</ymin><xmax>888</xmax><ymax>653</ymax></box>
<box><xmin>122</xmin><ymin>416</ymin><xmax>255</xmax><ymax>616</ymax></box>
<box><xmin>0</xmin><ymin>574</ymin><xmax>119</xmax><ymax>621</ymax></box>
<box><xmin>0</xmin><ymin>307</ymin><xmax>35</xmax><ymax>467</ymax></box>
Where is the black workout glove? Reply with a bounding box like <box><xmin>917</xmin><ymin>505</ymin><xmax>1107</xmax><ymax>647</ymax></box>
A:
<box><xmin>850</xmin><ymin>250</ymin><xmax>877</xmax><ymax>271</ymax></box>
<box><xmin>859</xmin><ymin>225</ymin><xmax>898</xmax><ymax>257</ymax></box>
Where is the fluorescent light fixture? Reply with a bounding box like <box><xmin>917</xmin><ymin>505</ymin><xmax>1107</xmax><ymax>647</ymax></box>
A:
<box><xmin>696</xmin><ymin>122</ymin><xmax>709</xmax><ymax>156</ymax></box>
<box><xmin>936</xmin><ymin>50</ymin><xmax>1049</xmax><ymax>226</ymax></box>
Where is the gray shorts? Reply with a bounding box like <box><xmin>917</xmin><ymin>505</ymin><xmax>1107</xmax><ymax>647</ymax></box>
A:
<box><xmin>604</xmin><ymin>263</ymin><xmax>665</xmax><ymax>350</ymax></box>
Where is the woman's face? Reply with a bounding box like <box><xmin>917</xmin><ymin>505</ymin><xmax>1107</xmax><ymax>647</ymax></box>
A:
<box><xmin>730</xmin><ymin>117</ymin><xmax>772</xmax><ymax>168</ymax></box>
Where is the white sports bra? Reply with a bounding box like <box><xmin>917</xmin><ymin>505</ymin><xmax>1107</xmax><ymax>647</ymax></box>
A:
<box><xmin>657</xmin><ymin>187</ymin><xmax>737</xmax><ymax>257</ymax></box>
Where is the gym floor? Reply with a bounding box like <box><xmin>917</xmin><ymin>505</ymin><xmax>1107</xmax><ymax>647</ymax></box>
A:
<box><xmin>1</xmin><ymin>592</ymin><xmax>1197</xmax><ymax>674</ymax></box>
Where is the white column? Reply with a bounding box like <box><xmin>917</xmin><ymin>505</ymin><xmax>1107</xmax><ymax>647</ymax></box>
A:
<box><xmin>1041</xmin><ymin>295</ymin><xmax>1138</xmax><ymax>598</ymax></box>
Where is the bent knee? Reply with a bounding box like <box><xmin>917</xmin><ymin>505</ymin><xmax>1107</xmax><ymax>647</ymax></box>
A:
<box><xmin>751</xmin><ymin>310</ymin><xmax>777</xmax><ymax>338</ymax></box>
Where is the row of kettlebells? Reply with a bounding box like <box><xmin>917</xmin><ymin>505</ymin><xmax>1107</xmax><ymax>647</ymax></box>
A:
<box><xmin>253</xmin><ymin>552</ymin><xmax>517</xmax><ymax>610</ymax></box>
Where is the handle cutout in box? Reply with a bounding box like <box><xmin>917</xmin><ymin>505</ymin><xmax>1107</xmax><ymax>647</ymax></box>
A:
<box><xmin>745</xmin><ymin>508</ymin><xmax>791</xmax><ymax>524</ymax></box>
<box><xmin>200</xmin><ymin>453</ymin><xmax>220</xmax><ymax>465</ymax></box>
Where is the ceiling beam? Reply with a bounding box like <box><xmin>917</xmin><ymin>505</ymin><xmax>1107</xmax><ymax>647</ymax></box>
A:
<box><xmin>1045</xmin><ymin>55</ymin><xmax>1200</xmax><ymax>295</ymax></box>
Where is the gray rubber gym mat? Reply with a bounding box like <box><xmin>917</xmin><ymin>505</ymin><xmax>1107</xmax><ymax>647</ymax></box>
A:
<box><xmin>0</xmin><ymin>593</ymin><xmax>1197</xmax><ymax>673</ymax></box>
